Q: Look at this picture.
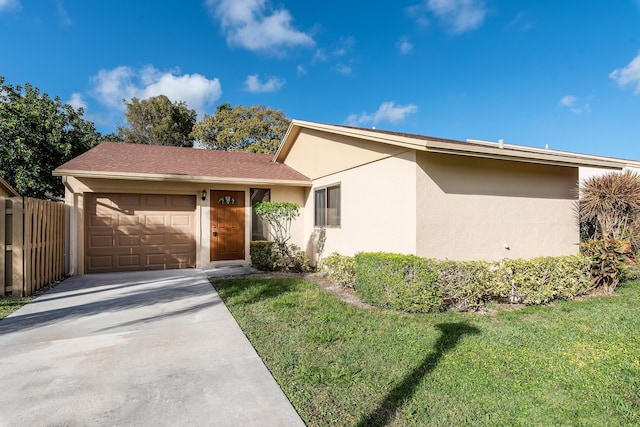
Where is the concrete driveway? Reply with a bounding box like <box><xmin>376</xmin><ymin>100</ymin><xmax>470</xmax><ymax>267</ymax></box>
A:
<box><xmin>0</xmin><ymin>269</ymin><xmax>305</xmax><ymax>426</ymax></box>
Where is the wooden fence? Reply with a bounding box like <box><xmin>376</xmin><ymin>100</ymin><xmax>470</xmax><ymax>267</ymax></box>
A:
<box><xmin>1</xmin><ymin>197</ymin><xmax>65</xmax><ymax>297</ymax></box>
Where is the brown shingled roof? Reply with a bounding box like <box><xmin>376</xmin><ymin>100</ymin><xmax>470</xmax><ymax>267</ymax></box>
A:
<box><xmin>54</xmin><ymin>142</ymin><xmax>310</xmax><ymax>184</ymax></box>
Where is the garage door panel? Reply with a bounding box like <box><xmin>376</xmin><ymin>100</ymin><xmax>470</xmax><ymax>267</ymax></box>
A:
<box><xmin>118</xmin><ymin>215</ymin><xmax>139</xmax><ymax>226</ymax></box>
<box><xmin>118</xmin><ymin>254</ymin><xmax>141</xmax><ymax>267</ymax></box>
<box><xmin>118</xmin><ymin>195</ymin><xmax>141</xmax><ymax>207</ymax></box>
<box><xmin>90</xmin><ymin>235</ymin><xmax>113</xmax><ymax>248</ymax></box>
<box><xmin>172</xmin><ymin>196</ymin><xmax>196</xmax><ymax>209</ymax></box>
<box><xmin>145</xmin><ymin>215</ymin><xmax>167</xmax><ymax>226</ymax></box>
<box><xmin>145</xmin><ymin>253</ymin><xmax>166</xmax><ymax>266</ymax></box>
<box><xmin>166</xmin><ymin>258</ymin><xmax>193</xmax><ymax>269</ymax></box>
<box><xmin>118</xmin><ymin>235</ymin><xmax>140</xmax><ymax>247</ymax></box>
<box><xmin>90</xmin><ymin>215</ymin><xmax>113</xmax><ymax>227</ymax></box>
<box><xmin>171</xmin><ymin>215</ymin><xmax>192</xmax><ymax>226</ymax></box>
<box><xmin>145</xmin><ymin>234</ymin><xmax>168</xmax><ymax>245</ymax></box>
<box><xmin>146</xmin><ymin>195</ymin><xmax>167</xmax><ymax>206</ymax></box>
<box><xmin>85</xmin><ymin>193</ymin><xmax>196</xmax><ymax>273</ymax></box>
<box><xmin>169</xmin><ymin>234</ymin><xmax>192</xmax><ymax>244</ymax></box>
<box><xmin>88</xmin><ymin>255</ymin><xmax>114</xmax><ymax>270</ymax></box>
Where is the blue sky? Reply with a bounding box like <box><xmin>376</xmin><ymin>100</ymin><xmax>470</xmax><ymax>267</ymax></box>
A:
<box><xmin>2</xmin><ymin>0</ymin><xmax>640</xmax><ymax>159</ymax></box>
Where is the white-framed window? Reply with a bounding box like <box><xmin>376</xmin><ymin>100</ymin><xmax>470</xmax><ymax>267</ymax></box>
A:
<box><xmin>314</xmin><ymin>184</ymin><xmax>340</xmax><ymax>227</ymax></box>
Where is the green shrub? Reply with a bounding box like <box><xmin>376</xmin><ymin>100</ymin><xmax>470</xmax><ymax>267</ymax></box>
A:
<box><xmin>250</xmin><ymin>241</ymin><xmax>311</xmax><ymax>273</ymax></box>
<box><xmin>319</xmin><ymin>253</ymin><xmax>356</xmax><ymax>288</ymax></box>
<box><xmin>623</xmin><ymin>256</ymin><xmax>640</xmax><ymax>281</ymax></box>
<box><xmin>354</xmin><ymin>252</ymin><xmax>442</xmax><ymax>313</ymax></box>
<box><xmin>250</xmin><ymin>241</ymin><xmax>275</xmax><ymax>271</ymax></box>
<box><xmin>353</xmin><ymin>252</ymin><xmax>592</xmax><ymax>313</ymax></box>
<box><xmin>434</xmin><ymin>260</ymin><xmax>495</xmax><ymax>311</ymax></box>
<box><xmin>580</xmin><ymin>239</ymin><xmax>635</xmax><ymax>294</ymax></box>
<box><xmin>283</xmin><ymin>244</ymin><xmax>311</xmax><ymax>273</ymax></box>
<box><xmin>495</xmin><ymin>256</ymin><xmax>591</xmax><ymax>304</ymax></box>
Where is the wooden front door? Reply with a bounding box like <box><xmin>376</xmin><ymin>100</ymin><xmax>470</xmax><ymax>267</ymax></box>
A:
<box><xmin>210</xmin><ymin>190</ymin><xmax>245</xmax><ymax>261</ymax></box>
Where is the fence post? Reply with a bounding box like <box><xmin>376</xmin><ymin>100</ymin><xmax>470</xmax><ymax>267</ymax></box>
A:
<box><xmin>11</xmin><ymin>197</ymin><xmax>24</xmax><ymax>297</ymax></box>
<box><xmin>24</xmin><ymin>198</ymin><xmax>32</xmax><ymax>296</ymax></box>
<box><xmin>0</xmin><ymin>197</ymin><xmax>5</xmax><ymax>296</ymax></box>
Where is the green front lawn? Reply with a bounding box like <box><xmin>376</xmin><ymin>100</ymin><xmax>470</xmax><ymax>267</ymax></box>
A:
<box><xmin>0</xmin><ymin>296</ymin><xmax>32</xmax><ymax>319</ymax></box>
<box><xmin>214</xmin><ymin>277</ymin><xmax>640</xmax><ymax>427</ymax></box>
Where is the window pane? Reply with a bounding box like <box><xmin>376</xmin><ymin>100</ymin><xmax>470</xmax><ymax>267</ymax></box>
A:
<box><xmin>315</xmin><ymin>189</ymin><xmax>326</xmax><ymax>227</ymax></box>
<box><xmin>327</xmin><ymin>186</ymin><xmax>341</xmax><ymax>226</ymax></box>
<box><xmin>251</xmin><ymin>188</ymin><xmax>270</xmax><ymax>240</ymax></box>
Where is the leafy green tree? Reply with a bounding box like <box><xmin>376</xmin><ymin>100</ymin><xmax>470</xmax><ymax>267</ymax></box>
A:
<box><xmin>191</xmin><ymin>104</ymin><xmax>290</xmax><ymax>154</ymax></box>
<box><xmin>252</xmin><ymin>201</ymin><xmax>309</xmax><ymax>272</ymax></box>
<box><xmin>117</xmin><ymin>95</ymin><xmax>197</xmax><ymax>147</ymax></box>
<box><xmin>0</xmin><ymin>76</ymin><xmax>100</xmax><ymax>198</ymax></box>
<box><xmin>253</xmin><ymin>201</ymin><xmax>300</xmax><ymax>246</ymax></box>
<box><xmin>99</xmin><ymin>132</ymin><xmax>120</xmax><ymax>142</ymax></box>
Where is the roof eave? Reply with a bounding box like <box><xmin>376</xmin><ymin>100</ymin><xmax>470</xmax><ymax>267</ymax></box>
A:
<box><xmin>276</xmin><ymin>120</ymin><xmax>627</xmax><ymax>169</ymax></box>
<box><xmin>423</xmin><ymin>144</ymin><xmax>625</xmax><ymax>169</ymax></box>
<box><xmin>0</xmin><ymin>176</ymin><xmax>21</xmax><ymax>197</ymax></box>
<box><xmin>53</xmin><ymin>169</ymin><xmax>312</xmax><ymax>187</ymax></box>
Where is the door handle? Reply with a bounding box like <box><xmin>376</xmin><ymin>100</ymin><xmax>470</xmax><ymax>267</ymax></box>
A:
<box><xmin>212</xmin><ymin>231</ymin><xmax>218</xmax><ymax>237</ymax></box>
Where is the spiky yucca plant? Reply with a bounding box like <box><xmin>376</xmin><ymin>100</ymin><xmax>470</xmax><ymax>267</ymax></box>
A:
<box><xmin>579</xmin><ymin>171</ymin><xmax>640</xmax><ymax>244</ymax></box>
<box><xmin>579</xmin><ymin>171</ymin><xmax>640</xmax><ymax>293</ymax></box>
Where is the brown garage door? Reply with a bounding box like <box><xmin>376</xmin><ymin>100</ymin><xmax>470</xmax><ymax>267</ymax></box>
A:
<box><xmin>85</xmin><ymin>193</ymin><xmax>196</xmax><ymax>274</ymax></box>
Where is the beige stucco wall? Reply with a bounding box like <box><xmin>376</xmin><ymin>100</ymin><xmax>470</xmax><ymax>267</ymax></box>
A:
<box><xmin>62</xmin><ymin>176</ymin><xmax>306</xmax><ymax>275</ymax></box>
<box><xmin>578</xmin><ymin>166</ymin><xmax>621</xmax><ymax>186</ymax></box>
<box><xmin>283</xmin><ymin>128</ymin><xmax>408</xmax><ymax>180</ymax></box>
<box><xmin>269</xmin><ymin>185</ymin><xmax>307</xmax><ymax>249</ymax></box>
<box><xmin>303</xmin><ymin>150</ymin><xmax>417</xmax><ymax>264</ymax></box>
<box><xmin>579</xmin><ymin>165</ymin><xmax>639</xmax><ymax>191</ymax></box>
<box><xmin>416</xmin><ymin>152</ymin><xmax>580</xmax><ymax>261</ymax></box>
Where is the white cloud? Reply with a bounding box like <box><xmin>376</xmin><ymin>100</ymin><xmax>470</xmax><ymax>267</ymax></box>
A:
<box><xmin>67</xmin><ymin>93</ymin><xmax>87</xmax><ymax>111</ymax></box>
<box><xmin>398</xmin><ymin>37</ymin><xmax>413</xmax><ymax>54</ymax></box>
<box><xmin>610</xmin><ymin>53</ymin><xmax>640</xmax><ymax>94</ymax></box>
<box><xmin>410</xmin><ymin>0</ymin><xmax>486</xmax><ymax>34</ymax></box>
<box><xmin>90</xmin><ymin>65</ymin><xmax>222</xmax><ymax>113</ymax></box>
<box><xmin>0</xmin><ymin>0</ymin><xmax>19</xmax><ymax>11</ymax></box>
<box><xmin>345</xmin><ymin>101</ymin><xmax>418</xmax><ymax>127</ymax></box>
<box><xmin>333</xmin><ymin>36</ymin><xmax>355</xmax><ymax>56</ymax></box>
<box><xmin>56</xmin><ymin>0</ymin><xmax>72</xmax><ymax>25</ymax></box>
<box><xmin>335</xmin><ymin>64</ymin><xmax>352</xmax><ymax>75</ymax></box>
<box><xmin>91</xmin><ymin>66</ymin><xmax>138</xmax><ymax>109</ymax></box>
<box><xmin>205</xmin><ymin>0</ymin><xmax>314</xmax><ymax>54</ymax></box>
<box><xmin>296</xmin><ymin>64</ymin><xmax>306</xmax><ymax>75</ymax></box>
<box><xmin>506</xmin><ymin>12</ymin><xmax>534</xmax><ymax>31</ymax></box>
<box><xmin>245</xmin><ymin>74</ymin><xmax>285</xmax><ymax>93</ymax></box>
<box><xmin>559</xmin><ymin>95</ymin><xmax>591</xmax><ymax>114</ymax></box>
<box><xmin>311</xmin><ymin>37</ymin><xmax>356</xmax><ymax>74</ymax></box>
<box><xmin>312</xmin><ymin>48</ymin><xmax>328</xmax><ymax>64</ymax></box>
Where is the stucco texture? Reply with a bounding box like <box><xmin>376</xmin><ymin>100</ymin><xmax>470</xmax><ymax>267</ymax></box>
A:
<box><xmin>415</xmin><ymin>152</ymin><xmax>580</xmax><ymax>260</ymax></box>
<box><xmin>286</xmin><ymin>126</ymin><xmax>582</xmax><ymax>263</ymax></box>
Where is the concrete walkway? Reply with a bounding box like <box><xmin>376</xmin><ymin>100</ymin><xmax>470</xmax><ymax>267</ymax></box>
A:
<box><xmin>0</xmin><ymin>269</ymin><xmax>305</xmax><ymax>426</ymax></box>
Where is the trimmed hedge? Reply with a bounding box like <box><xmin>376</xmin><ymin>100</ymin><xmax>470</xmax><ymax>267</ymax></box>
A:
<box><xmin>496</xmin><ymin>257</ymin><xmax>591</xmax><ymax>305</ymax></box>
<box><xmin>353</xmin><ymin>252</ymin><xmax>592</xmax><ymax>313</ymax></box>
<box><xmin>319</xmin><ymin>252</ymin><xmax>356</xmax><ymax>288</ymax></box>
<box><xmin>435</xmin><ymin>260</ymin><xmax>495</xmax><ymax>311</ymax></box>
<box><xmin>355</xmin><ymin>253</ymin><xmax>441</xmax><ymax>313</ymax></box>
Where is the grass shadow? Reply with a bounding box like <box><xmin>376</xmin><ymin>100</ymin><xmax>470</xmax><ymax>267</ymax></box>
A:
<box><xmin>213</xmin><ymin>277</ymin><xmax>305</xmax><ymax>305</ymax></box>
<box><xmin>356</xmin><ymin>322</ymin><xmax>481</xmax><ymax>427</ymax></box>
